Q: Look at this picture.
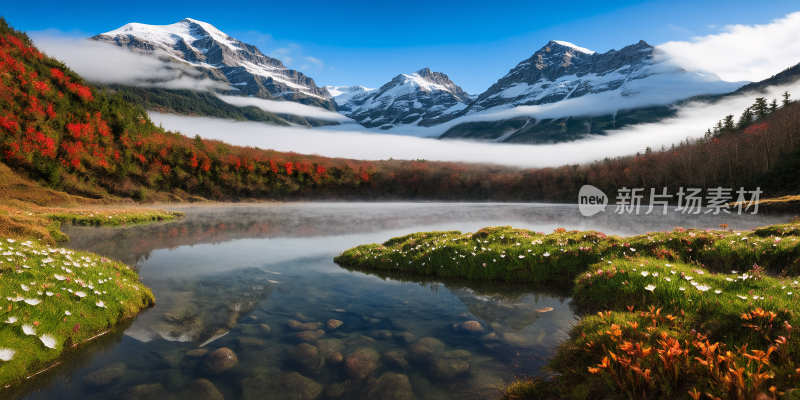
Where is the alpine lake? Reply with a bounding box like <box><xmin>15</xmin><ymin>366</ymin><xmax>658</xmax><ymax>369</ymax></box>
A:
<box><xmin>11</xmin><ymin>203</ymin><xmax>794</xmax><ymax>400</ymax></box>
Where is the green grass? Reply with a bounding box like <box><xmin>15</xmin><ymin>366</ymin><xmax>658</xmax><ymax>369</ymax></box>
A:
<box><xmin>0</xmin><ymin>237</ymin><xmax>154</xmax><ymax>388</ymax></box>
<box><xmin>335</xmin><ymin>221</ymin><xmax>800</xmax><ymax>399</ymax></box>
<box><xmin>334</xmin><ymin>224</ymin><xmax>800</xmax><ymax>282</ymax></box>
<box><xmin>43</xmin><ymin>208</ymin><xmax>185</xmax><ymax>227</ymax></box>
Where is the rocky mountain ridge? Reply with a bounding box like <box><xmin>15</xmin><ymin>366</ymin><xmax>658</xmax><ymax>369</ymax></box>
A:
<box><xmin>330</xmin><ymin>68</ymin><xmax>473</xmax><ymax>129</ymax></box>
<box><xmin>92</xmin><ymin>18</ymin><xmax>334</xmax><ymax>110</ymax></box>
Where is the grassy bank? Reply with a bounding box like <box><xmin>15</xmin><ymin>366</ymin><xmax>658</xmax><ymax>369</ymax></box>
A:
<box><xmin>0</xmin><ymin>238</ymin><xmax>155</xmax><ymax>388</ymax></box>
<box><xmin>334</xmin><ymin>221</ymin><xmax>800</xmax><ymax>398</ymax></box>
<box><xmin>333</xmin><ymin>222</ymin><xmax>800</xmax><ymax>282</ymax></box>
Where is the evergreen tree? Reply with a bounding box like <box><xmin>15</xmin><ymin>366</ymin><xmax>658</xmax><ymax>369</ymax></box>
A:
<box><xmin>752</xmin><ymin>97</ymin><xmax>768</xmax><ymax>120</ymax></box>
<box><xmin>723</xmin><ymin>115</ymin><xmax>735</xmax><ymax>131</ymax></box>
<box><xmin>737</xmin><ymin>107</ymin><xmax>753</xmax><ymax>130</ymax></box>
<box><xmin>783</xmin><ymin>91</ymin><xmax>792</xmax><ymax>107</ymax></box>
<box><xmin>770</xmin><ymin>98</ymin><xmax>778</xmax><ymax>113</ymax></box>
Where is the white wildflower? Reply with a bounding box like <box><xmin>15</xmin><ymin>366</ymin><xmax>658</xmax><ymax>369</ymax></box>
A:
<box><xmin>644</xmin><ymin>284</ymin><xmax>656</xmax><ymax>292</ymax></box>
<box><xmin>4</xmin><ymin>316</ymin><xmax>17</xmax><ymax>324</ymax></box>
<box><xmin>24</xmin><ymin>298</ymin><xmax>41</xmax><ymax>305</ymax></box>
<box><xmin>39</xmin><ymin>334</ymin><xmax>57</xmax><ymax>349</ymax></box>
<box><xmin>22</xmin><ymin>324</ymin><xmax>35</xmax><ymax>335</ymax></box>
<box><xmin>0</xmin><ymin>348</ymin><xmax>15</xmax><ymax>361</ymax></box>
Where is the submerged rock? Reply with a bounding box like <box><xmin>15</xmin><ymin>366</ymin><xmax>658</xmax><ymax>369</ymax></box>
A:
<box><xmin>317</xmin><ymin>338</ymin><xmax>345</xmax><ymax>357</ymax></box>
<box><xmin>456</xmin><ymin>321</ymin><xmax>483</xmax><ymax>333</ymax></box>
<box><xmin>186</xmin><ymin>348</ymin><xmax>209</xmax><ymax>357</ymax></box>
<box><xmin>443</xmin><ymin>350</ymin><xmax>471</xmax><ymax>360</ymax></box>
<box><xmin>481</xmin><ymin>332</ymin><xmax>499</xmax><ymax>342</ymax></box>
<box><xmin>500</xmin><ymin>332</ymin><xmax>535</xmax><ymax>348</ymax></box>
<box><xmin>430</xmin><ymin>358</ymin><xmax>470</xmax><ymax>380</ymax></box>
<box><xmin>408</xmin><ymin>337</ymin><xmax>445</xmax><ymax>363</ymax></box>
<box><xmin>295</xmin><ymin>329</ymin><xmax>325</xmax><ymax>342</ymax></box>
<box><xmin>182</xmin><ymin>379</ymin><xmax>224</xmax><ymax>400</ymax></box>
<box><xmin>259</xmin><ymin>324</ymin><xmax>271</xmax><ymax>335</ymax></box>
<box><xmin>345</xmin><ymin>335</ymin><xmax>375</xmax><ymax>348</ymax></box>
<box><xmin>363</xmin><ymin>372</ymin><xmax>417</xmax><ymax>400</ymax></box>
<box><xmin>324</xmin><ymin>381</ymin><xmax>350</xmax><ymax>398</ymax></box>
<box><xmin>241</xmin><ymin>372</ymin><xmax>322</xmax><ymax>400</ymax></box>
<box><xmin>279</xmin><ymin>372</ymin><xmax>323</xmax><ymax>399</ymax></box>
<box><xmin>370</xmin><ymin>330</ymin><xmax>393</xmax><ymax>340</ymax></box>
<box><xmin>127</xmin><ymin>383</ymin><xmax>171</xmax><ymax>400</ymax></box>
<box><xmin>84</xmin><ymin>362</ymin><xmax>126</xmax><ymax>388</ymax></box>
<box><xmin>326</xmin><ymin>319</ymin><xmax>343</xmax><ymax>330</ymax></box>
<box><xmin>383</xmin><ymin>349</ymin><xmax>410</xmax><ymax>369</ymax></box>
<box><xmin>344</xmin><ymin>348</ymin><xmax>380</xmax><ymax>379</ymax></box>
<box><xmin>394</xmin><ymin>332</ymin><xmax>416</xmax><ymax>344</ymax></box>
<box><xmin>289</xmin><ymin>343</ymin><xmax>325</xmax><ymax>373</ymax></box>
<box><xmin>161</xmin><ymin>349</ymin><xmax>185</xmax><ymax>368</ymax></box>
<box><xmin>288</xmin><ymin>320</ymin><xmax>323</xmax><ymax>331</ymax></box>
<box><xmin>204</xmin><ymin>347</ymin><xmax>239</xmax><ymax>373</ymax></box>
<box><xmin>328</xmin><ymin>352</ymin><xmax>343</xmax><ymax>366</ymax></box>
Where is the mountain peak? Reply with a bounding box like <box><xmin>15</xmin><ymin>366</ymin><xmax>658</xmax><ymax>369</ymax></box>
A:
<box><xmin>415</xmin><ymin>67</ymin><xmax>433</xmax><ymax>77</ymax></box>
<box><xmin>547</xmin><ymin>40</ymin><xmax>595</xmax><ymax>55</ymax></box>
<box><xmin>92</xmin><ymin>19</ymin><xmax>333</xmax><ymax>106</ymax></box>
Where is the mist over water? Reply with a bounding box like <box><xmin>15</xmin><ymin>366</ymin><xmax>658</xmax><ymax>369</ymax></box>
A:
<box><xmin>16</xmin><ymin>204</ymin><xmax>794</xmax><ymax>400</ymax></box>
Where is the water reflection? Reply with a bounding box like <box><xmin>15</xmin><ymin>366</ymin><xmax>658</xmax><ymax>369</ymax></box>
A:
<box><xmin>16</xmin><ymin>203</ymin><xmax>792</xmax><ymax>400</ymax></box>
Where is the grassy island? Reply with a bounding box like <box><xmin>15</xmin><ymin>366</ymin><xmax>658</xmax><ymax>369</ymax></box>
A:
<box><xmin>0</xmin><ymin>238</ymin><xmax>154</xmax><ymax>388</ymax></box>
<box><xmin>335</xmin><ymin>221</ymin><xmax>800</xmax><ymax>399</ymax></box>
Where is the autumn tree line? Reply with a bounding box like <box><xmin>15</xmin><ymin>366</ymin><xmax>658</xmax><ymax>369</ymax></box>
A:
<box><xmin>1</xmin><ymin>17</ymin><xmax>799</xmax><ymax>203</ymax></box>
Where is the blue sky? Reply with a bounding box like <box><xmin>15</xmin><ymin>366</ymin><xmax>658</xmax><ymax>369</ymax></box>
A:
<box><xmin>4</xmin><ymin>0</ymin><xmax>799</xmax><ymax>94</ymax></box>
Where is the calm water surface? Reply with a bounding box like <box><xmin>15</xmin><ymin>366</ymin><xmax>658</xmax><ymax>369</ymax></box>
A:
<box><xmin>15</xmin><ymin>203</ymin><xmax>793</xmax><ymax>400</ymax></box>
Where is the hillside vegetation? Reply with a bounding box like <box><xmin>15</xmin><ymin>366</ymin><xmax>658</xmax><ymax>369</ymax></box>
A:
<box><xmin>1</xmin><ymin>17</ymin><xmax>800</xmax><ymax>206</ymax></box>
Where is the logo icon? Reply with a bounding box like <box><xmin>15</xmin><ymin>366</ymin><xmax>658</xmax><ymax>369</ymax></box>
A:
<box><xmin>579</xmin><ymin>185</ymin><xmax>608</xmax><ymax>216</ymax></box>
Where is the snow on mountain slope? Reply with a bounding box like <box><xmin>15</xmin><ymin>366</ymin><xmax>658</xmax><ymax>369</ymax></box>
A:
<box><xmin>324</xmin><ymin>85</ymin><xmax>376</xmax><ymax>112</ymax></box>
<box><xmin>92</xmin><ymin>18</ymin><xmax>334</xmax><ymax>109</ymax></box>
<box><xmin>332</xmin><ymin>68</ymin><xmax>473</xmax><ymax>130</ymax></box>
<box><xmin>458</xmin><ymin>40</ymin><xmax>738</xmax><ymax>116</ymax></box>
<box><xmin>438</xmin><ymin>39</ymin><xmax>745</xmax><ymax>143</ymax></box>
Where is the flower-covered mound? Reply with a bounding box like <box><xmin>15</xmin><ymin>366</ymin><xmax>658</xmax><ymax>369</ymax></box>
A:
<box><xmin>505</xmin><ymin>257</ymin><xmax>800</xmax><ymax>399</ymax></box>
<box><xmin>336</xmin><ymin>221</ymin><xmax>800</xmax><ymax>398</ymax></box>
<box><xmin>0</xmin><ymin>238</ymin><xmax>154</xmax><ymax>387</ymax></box>
<box><xmin>334</xmin><ymin>223</ymin><xmax>800</xmax><ymax>282</ymax></box>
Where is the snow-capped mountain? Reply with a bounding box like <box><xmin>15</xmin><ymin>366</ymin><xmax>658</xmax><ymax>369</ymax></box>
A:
<box><xmin>332</xmin><ymin>68</ymin><xmax>473</xmax><ymax>130</ymax></box>
<box><xmin>441</xmin><ymin>40</ymin><xmax>744</xmax><ymax>142</ymax></box>
<box><xmin>324</xmin><ymin>86</ymin><xmax>376</xmax><ymax>113</ymax></box>
<box><xmin>92</xmin><ymin>18</ymin><xmax>334</xmax><ymax>109</ymax></box>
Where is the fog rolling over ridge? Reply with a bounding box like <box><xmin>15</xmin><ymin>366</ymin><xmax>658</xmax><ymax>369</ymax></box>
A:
<box><xmin>154</xmin><ymin>77</ymin><xmax>800</xmax><ymax>168</ymax></box>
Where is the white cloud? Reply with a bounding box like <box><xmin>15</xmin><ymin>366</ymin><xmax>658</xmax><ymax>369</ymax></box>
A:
<box><xmin>216</xmin><ymin>95</ymin><xmax>352</xmax><ymax>122</ymax></box>
<box><xmin>30</xmin><ymin>30</ymin><xmax>230</xmax><ymax>91</ymax></box>
<box><xmin>658</xmin><ymin>12</ymin><xmax>800</xmax><ymax>82</ymax></box>
<box><xmin>151</xmin><ymin>77</ymin><xmax>800</xmax><ymax>168</ymax></box>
